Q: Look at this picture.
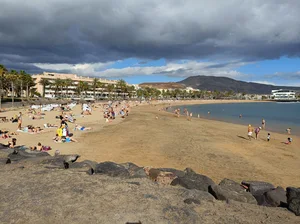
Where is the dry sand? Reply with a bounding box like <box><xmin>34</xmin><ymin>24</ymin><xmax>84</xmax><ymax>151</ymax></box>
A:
<box><xmin>1</xmin><ymin>100</ymin><xmax>299</xmax><ymax>188</ymax></box>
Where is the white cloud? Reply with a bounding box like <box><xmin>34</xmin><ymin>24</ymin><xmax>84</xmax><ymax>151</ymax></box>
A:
<box><xmin>251</xmin><ymin>81</ymin><xmax>276</xmax><ymax>85</ymax></box>
<box><xmin>33</xmin><ymin>60</ymin><xmax>250</xmax><ymax>80</ymax></box>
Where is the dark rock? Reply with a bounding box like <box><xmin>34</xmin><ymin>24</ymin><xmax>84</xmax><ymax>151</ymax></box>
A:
<box><xmin>242</xmin><ymin>181</ymin><xmax>275</xmax><ymax>195</ymax></box>
<box><xmin>8</xmin><ymin>150</ymin><xmax>50</xmax><ymax>162</ymax></box>
<box><xmin>41</xmin><ymin>157</ymin><xmax>66</xmax><ymax>168</ymax></box>
<box><xmin>242</xmin><ymin>181</ymin><xmax>275</xmax><ymax>205</ymax></box>
<box><xmin>264</xmin><ymin>187</ymin><xmax>287</xmax><ymax>207</ymax></box>
<box><xmin>219</xmin><ymin>178</ymin><xmax>245</xmax><ymax>192</ymax></box>
<box><xmin>63</xmin><ymin>154</ymin><xmax>80</xmax><ymax>163</ymax></box>
<box><xmin>158</xmin><ymin>168</ymin><xmax>186</xmax><ymax>178</ymax></box>
<box><xmin>184</xmin><ymin>198</ymin><xmax>201</xmax><ymax>205</ymax></box>
<box><xmin>171</xmin><ymin>169</ymin><xmax>215</xmax><ymax>192</ymax></box>
<box><xmin>95</xmin><ymin>161</ymin><xmax>130</xmax><ymax>177</ymax></box>
<box><xmin>209</xmin><ymin>184</ymin><xmax>257</xmax><ymax>204</ymax></box>
<box><xmin>121</xmin><ymin>162</ymin><xmax>147</xmax><ymax>178</ymax></box>
<box><xmin>287</xmin><ymin>187</ymin><xmax>300</xmax><ymax>216</ymax></box>
<box><xmin>179</xmin><ymin>189</ymin><xmax>215</xmax><ymax>202</ymax></box>
<box><xmin>80</xmin><ymin>160</ymin><xmax>98</xmax><ymax>170</ymax></box>
<box><xmin>87</xmin><ymin>168</ymin><xmax>94</xmax><ymax>175</ymax></box>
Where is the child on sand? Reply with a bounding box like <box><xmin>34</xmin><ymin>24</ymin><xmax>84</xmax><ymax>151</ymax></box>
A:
<box><xmin>285</xmin><ymin>137</ymin><xmax>292</xmax><ymax>145</ymax></box>
<box><xmin>267</xmin><ymin>133</ymin><xmax>270</xmax><ymax>142</ymax></box>
<box><xmin>286</xmin><ymin>128</ymin><xmax>291</xmax><ymax>135</ymax></box>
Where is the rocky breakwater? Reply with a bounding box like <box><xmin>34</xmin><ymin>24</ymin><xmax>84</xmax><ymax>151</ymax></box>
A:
<box><xmin>0</xmin><ymin>147</ymin><xmax>300</xmax><ymax>223</ymax></box>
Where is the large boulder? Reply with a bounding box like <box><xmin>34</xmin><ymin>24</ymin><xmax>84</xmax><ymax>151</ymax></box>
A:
<box><xmin>121</xmin><ymin>162</ymin><xmax>147</xmax><ymax>178</ymax></box>
<box><xmin>171</xmin><ymin>168</ymin><xmax>215</xmax><ymax>192</ymax></box>
<box><xmin>264</xmin><ymin>187</ymin><xmax>287</xmax><ymax>207</ymax></box>
<box><xmin>286</xmin><ymin>187</ymin><xmax>300</xmax><ymax>216</ymax></box>
<box><xmin>8</xmin><ymin>149</ymin><xmax>50</xmax><ymax>162</ymax></box>
<box><xmin>209</xmin><ymin>184</ymin><xmax>257</xmax><ymax>204</ymax></box>
<box><xmin>158</xmin><ymin>168</ymin><xmax>186</xmax><ymax>178</ymax></box>
<box><xmin>40</xmin><ymin>155</ymin><xmax>80</xmax><ymax>169</ymax></box>
<box><xmin>95</xmin><ymin>161</ymin><xmax>130</xmax><ymax>177</ymax></box>
<box><xmin>242</xmin><ymin>181</ymin><xmax>275</xmax><ymax>205</ymax></box>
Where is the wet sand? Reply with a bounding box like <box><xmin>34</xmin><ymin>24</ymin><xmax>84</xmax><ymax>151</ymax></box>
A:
<box><xmin>1</xmin><ymin>100</ymin><xmax>299</xmax><ymax>188</ymax></box>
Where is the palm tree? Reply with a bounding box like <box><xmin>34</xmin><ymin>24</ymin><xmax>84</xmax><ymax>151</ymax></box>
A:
<box><xmin>77</xmin><ymin>81</ymin><xmax>89</xmax><ymax>98</ymax></box>
<box><xmin>117</xmin><ymin>79</ymin><xmax>127</xmax><ymax>99</ymax></box>
<box><xmin>92</xmin><ymin>78</ymin><xmax>99</xmax><ymax>99</ymax></box>
<box><xmin>107</xmin><ymin>84</ymin><xmax>115</xmax><ymax>100</ymax></box>
<box><xmin>23</xmin><ymin>73</ymin><xmax>35</xmax><ymax>100</ymax></box>
<box><xmin>64</xmin><ymin>78</ymin><xmax>73</xmax><ymax>98</ymax></box>
<box><xmin>0</xmin><ymin>65</ymin><xmax>8</xmax><ymax>108</ymax></box>
<box><xmin>53</xmin><ymin>79</ymin><xmax>63</xmax><ymax>98</ymax></box>
<box><xmin>60</xmin><ymin>79</ymin><xmax>66</xmax><ymax>99</ymax></box>
<box><xmin>7</xmin><ymin>70</ymin><xmax>19</xmax><ymax>107</ymax></box>
<box><xmin>127</xmin><ymin>85</ymin><xmax>136</xmax><ymax>98</ymax></box>
<box><xmin>39</xmin><ymin>78</ymin><xmax>50</xmax><ymax>98</ymax></box>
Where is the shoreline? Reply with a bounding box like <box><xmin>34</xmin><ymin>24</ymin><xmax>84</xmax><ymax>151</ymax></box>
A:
<box><xmin>77</xmin><ymin>102</ymin><xmax>299</xmax><ymax>188</ymax></box>
<box><xmin>0</xmin><ymin>100</ymin><xmax>299</xmax><ymax>188</ymax></box>
<box><xmin>159</xmin><ymin>101</ymin><xmax>299</xmax><ymax>137</ymax></box>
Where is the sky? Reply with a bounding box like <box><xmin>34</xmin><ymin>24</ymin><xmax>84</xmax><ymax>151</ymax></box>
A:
<box><xmin>1</xmin><ymin>0</ymin><xmax>300</xmax><ymax>86</ymax></box>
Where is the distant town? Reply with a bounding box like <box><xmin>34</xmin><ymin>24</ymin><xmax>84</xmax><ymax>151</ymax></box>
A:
<box><xmin>0</xmin><ymin>64</ymin><xmax>299</xmax><ymax>105</ymax></box>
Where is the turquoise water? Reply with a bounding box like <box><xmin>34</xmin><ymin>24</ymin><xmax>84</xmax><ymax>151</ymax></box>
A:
<box><xmin>169</xmin><ymin>102</ymin><xmax>300</xmax><ymax>135</ymax></box>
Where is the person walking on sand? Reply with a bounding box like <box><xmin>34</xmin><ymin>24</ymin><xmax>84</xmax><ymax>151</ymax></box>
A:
<box><xmin>247</xmin><ymin>124</ymin><xmax>253</xmax><ymax>140</ymax></box>
<box><xmin>262</xmin><ymin>119</ymin><xmax>266</xmax><ymax>129</ymax></box>
<box><xmin>254</xmin><ymin>127</ymin><xmax>262</xmax><ymax>139</ymax></box>
<box><xmin>189</xmin><ymin>112</ymin><xmax>193</xmax><ymax>121</ymax></box>
<box><xmin>286</xmin><ymin>128</ymin><xmax>291</xmax><ymax>135</ymax></box>
<box><xmin>17</xmin><ymin>112</ymin><xmax>22</xmax><ymax>130</ymax></box>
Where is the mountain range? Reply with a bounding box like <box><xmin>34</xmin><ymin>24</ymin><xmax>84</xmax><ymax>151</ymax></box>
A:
<box><xmin>177</xmin><ymin>76</ymin><xmax>300</xmax><ymax>94</ymax></box>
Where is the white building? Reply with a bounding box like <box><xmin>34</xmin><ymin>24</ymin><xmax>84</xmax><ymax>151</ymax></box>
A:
<box><xmin>271</xmin><ymin>89</ymin><xmax>296</xmax><ymax>100</ymax></box>
<box><xmin>32</xmin><ymin>72</ymin><xmax>135</xmax><ymax>99</ymax></box>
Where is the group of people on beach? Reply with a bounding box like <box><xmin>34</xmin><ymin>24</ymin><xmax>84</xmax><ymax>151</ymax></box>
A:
<box><xmin>247</xmin><ymin>118</ymin><xmax>292</xmax><ymax>144</ymax></box>
<box><xmin>0</xmin><ymin>100</ymin><xmax>133</xmax><ymax>152</ymax></box>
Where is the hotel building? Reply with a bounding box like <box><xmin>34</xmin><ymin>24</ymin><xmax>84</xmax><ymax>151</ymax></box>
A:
<box><xmin>32</xmin><ymin>72</ymin><xmax>135</xmax><ymax>99</ymax></box>
<box><xmin>271</xmin><ymin>89</ymin><xmax>296</xmax><ymax>100</ymax></box>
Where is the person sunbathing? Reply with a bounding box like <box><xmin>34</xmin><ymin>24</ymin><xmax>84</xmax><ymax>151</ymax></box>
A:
<box><xmin>7</xmin><ymin>138</ymin><xmax>17</xmax><ymax>148</ymax></box>
<box><xmin>62</xmin><ymin>136</ymin><xmax>78</xmax><ymax>143</ymax></box>
<box><xmin>31</xmin><ymin>115</ymin><xmax>44</xmax><ymax>120</ymax></box>
<box><xmin>74</xmin><ymin>124</ymin><xmax>92</xmax><ymax>131</ymax></box>
<box><xmin>44</xmin><ymin>123</ymin><xmax>58</xmax><ymax>128</ymax></box>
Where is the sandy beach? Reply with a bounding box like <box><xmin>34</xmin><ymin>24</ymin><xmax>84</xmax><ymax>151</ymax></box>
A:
<box><xmin>1</xmin><ymin>100</ymin><xmax>299</xmax><ymax>188</ymax></box>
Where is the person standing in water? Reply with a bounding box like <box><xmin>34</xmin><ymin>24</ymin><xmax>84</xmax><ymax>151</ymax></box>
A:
<box><xmin>286</xmin><ymin>128</ymin><xmax>291</xmax><ymax>135</ymax></box>
<box><xmin>262</xmin><ymin>119</ymin><xmax>266</xmax><ymax>129</ymax></box>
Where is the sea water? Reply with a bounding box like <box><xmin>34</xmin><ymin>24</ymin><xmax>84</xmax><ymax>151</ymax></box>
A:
<box><xmin>170</xmin><ymin>102</ymin><xmax>300</xmax><ymax>135</ymax></box>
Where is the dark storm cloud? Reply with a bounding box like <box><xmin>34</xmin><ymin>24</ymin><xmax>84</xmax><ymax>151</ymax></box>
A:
<box><xmin>1</xmin><ymin>0</ymin><xmax>300</xmax><ymax>72</ymax></box>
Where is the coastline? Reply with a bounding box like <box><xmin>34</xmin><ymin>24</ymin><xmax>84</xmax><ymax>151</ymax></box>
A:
<box><xmin>78</xmin><ymin>101</ymin><xmax>299</xmax><ymax>188</ymax></box>
<box><xmin>1</xmin><ymin>99</ymin><xmax>299</xmax><ymax>188</ymax></box>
